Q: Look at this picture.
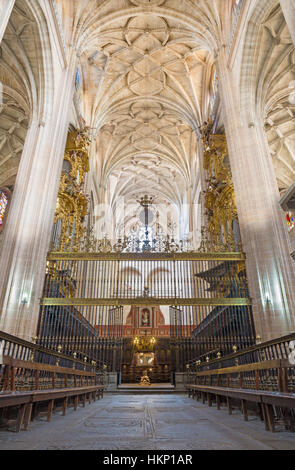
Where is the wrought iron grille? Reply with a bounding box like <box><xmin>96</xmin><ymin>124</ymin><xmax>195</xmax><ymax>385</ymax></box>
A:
<box><xmin>37</xmin><ymin>251</ymin><xmax>254</xmax><ymax>372</ymax></box>
<box><xmin>42</xmin><ymin>252</ymin><xmax>249</xmax><ymax>305</ymax></box>
<box><xmin>37</xmin><ymin>305</ymin><xmax>123</xmax><ymax>372</ymax></box>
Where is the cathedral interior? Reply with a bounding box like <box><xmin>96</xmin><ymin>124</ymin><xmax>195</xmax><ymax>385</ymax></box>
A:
<box><xmin>1</xmin><ymin>0</ymin><xmax>295</xmax><ymax>452</ymax></box>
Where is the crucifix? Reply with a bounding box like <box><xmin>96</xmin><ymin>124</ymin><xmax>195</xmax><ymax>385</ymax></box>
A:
<box><xmin>137</xmin><ymin>194</ymin><xmax>154</xmax><ymax>251</ymax></box>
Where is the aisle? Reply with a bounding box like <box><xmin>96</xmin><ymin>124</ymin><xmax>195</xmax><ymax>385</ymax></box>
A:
<box><xmin>0</xmin><ymin>394</ymin><xmax>295</xmax><ymax>450</ymax></box>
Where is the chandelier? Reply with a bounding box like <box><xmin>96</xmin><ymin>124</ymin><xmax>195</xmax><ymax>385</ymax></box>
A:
<box><xmin>137</xmin><ymin>194</ymin><xmax>154</xmax><ymax>208</ymax></box>
<box><xmin>133</xmin><ymin>336</ymin><xmax>156</xmax><ymax>352</ymax></box>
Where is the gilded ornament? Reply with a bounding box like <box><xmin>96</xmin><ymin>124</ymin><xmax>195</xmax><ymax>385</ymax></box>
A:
<box><xmin>200</xmin><ymin>121</ymin><xmax>241</xmax><ymax>252</ymax></box>
<box><xmin>53</xmin><ymin>129</ymin><xmax>91</xmax><ymax>253</ymax></box>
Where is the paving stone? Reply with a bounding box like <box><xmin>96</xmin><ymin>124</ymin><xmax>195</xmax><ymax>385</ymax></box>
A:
<box><xmin>0</xmin><ymin>393</ymin><xmax>295</xmax><ymax>450</ymax></box>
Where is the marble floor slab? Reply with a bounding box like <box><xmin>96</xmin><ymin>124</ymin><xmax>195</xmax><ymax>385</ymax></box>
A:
<box><xmin>0</xmin><ymin>393</ymin><xmax>295</xmax><ymax>450</ymax></box>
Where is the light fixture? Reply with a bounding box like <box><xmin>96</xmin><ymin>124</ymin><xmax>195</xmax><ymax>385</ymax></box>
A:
<box><xmin>21</xmin><ymin>294</ymin><xmax>28</xmax><ymax>305</ymax></box>
<box><xmin>265</xmin><ymin>292</ymin><xmax>271</xmax><ymax>304</ymax></box>
<box><xmin>137</xmin><ymin>195</ymin><xmax>154</xmax><ymax>207</ymax></box>
<box><xmin>133</xmin><ymin>335</ymin><xmax>156</xmax><ymax>351</ymax></box>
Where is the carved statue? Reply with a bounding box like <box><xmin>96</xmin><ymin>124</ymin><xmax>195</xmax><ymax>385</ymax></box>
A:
<box><xmin>139</xmin><ymin>370</ymin><xmax>151</xmax><ymax>386</ymax></box>
<box><xmin>141</xmin><ymin>308</ymin><xmax>150</xmax><ymax>327</ymax></box>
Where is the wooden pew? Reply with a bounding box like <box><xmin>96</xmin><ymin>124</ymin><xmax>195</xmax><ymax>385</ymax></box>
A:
<box><xmin>0</xmin><ymin>356</ymin><xmax>104</xmax><ymax>432</ymax></box>
<box><xmin>186</xmin><ymin>359</ymin><xmax>295</xmax><ymax>432</ymax></box>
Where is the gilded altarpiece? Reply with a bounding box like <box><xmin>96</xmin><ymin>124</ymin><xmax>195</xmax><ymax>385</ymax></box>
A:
<box><xmin>52</xmin><ymin>129</ymin><xmax>91</xmax><ymax>252</ymax></box>
<box><xmin>121</xmin><ymin>306</ymin><xmax>172</xmax><ymax>383</ymax></box>
<box><xmin>201</xmin><ymin>122</ymin><xmax>240</xmax><ymax>252</ymax></box>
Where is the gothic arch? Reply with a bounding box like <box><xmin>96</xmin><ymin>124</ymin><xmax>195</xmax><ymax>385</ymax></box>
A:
<box><xmin>239</xmin><ymin>0</ymin><xmax>295</xmax><ymax>190</ymax></box>
<box><xmin>240</xmin><ymin>0</ymin><xmax>287</xmax><ymax>117</ymax></box>
<box><xmin>0</xmin><ymin>186</ymin><xmax>12</xmax><ymax>232</ymax></box>
<box><xmin>0</xmin><ymin>0</ymin><xmax>54</xmax><ymax>192</ymax></box>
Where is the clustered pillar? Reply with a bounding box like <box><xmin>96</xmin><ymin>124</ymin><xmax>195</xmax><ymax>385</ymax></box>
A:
<box><xmin>216</xmin><ymin>47</ymin><xmax>295</xmax><ymax>341</ymax></box>
<box><xmin>0</xmin><ymin>1</ymin><xmax>78</xmax><ymax>340</ymax></box>
<box><xmin>0</xmin><ymin>63</ymin><xmax>77</xmax><ymax>341</ymax></box>
<box><xmin>280</xmin><ymin>0</ymin><xmax>295</xmax><ymax>46</ymax></box>
<box><xmin>0</xmin><ymin>0</ymin><xmax>15</xmax><ymax>43</ymax></box>
<box><xmin>0</xmin><ymin>0</ymin><xmax>295</xmax><ymax>347</ymax></box>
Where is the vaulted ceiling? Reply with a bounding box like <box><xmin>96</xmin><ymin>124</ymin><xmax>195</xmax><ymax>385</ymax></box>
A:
<box><xmin>65</xmin><ymin>0</ymin><xmax>295</xmax><ymax>211</ymax></box>
<box><xmin>1</xmin><ymin>0</ymin><xmax>295</xmax><ymax>218</ymax></box>
<box><xmin>68</xmin><ymin>0</ymin><xmax>226</xmax><ymax>215</ymax></box>
<box><xmin>258</xmin><ymin>4</ymin><xmax>295</xmax><ymax>191</ymax></box>
<box><xmin>0</xmin><ymin>0</ymin><xmax>48</xmax><ymax>187</ymax></box>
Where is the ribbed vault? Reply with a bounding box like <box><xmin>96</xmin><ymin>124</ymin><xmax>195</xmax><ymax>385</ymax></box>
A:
<box><xmin>59</xmin><ymin>0</ymin><xmax>237</xmax><ymax>234</ymax></box>
<box><xmin>0</xmin><ymin>0</ymin><xmax>53</xmax><ymax>187</ymax></box>
<box><xmin>240</xmin><ymin>0</ymin><xmax>295</xmax><ymax>192</ymax></box>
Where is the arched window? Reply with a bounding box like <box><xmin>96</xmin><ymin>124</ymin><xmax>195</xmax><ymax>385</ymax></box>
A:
<box><xmin>210</xmin><ymin>69</ymin><xmax>219</xmax><ymax>117</ymax></box>
<box><xmin>286</xmin><ymin>212</ymin><xmax>295</xmax><ymax>232</ymax></box>
<box><xmin>75</xmin><ymin>67</ymin><xmax>81</xmax><ymax>91</ymax></box>
<box><xmin>0</xmin><ymin>190</ymin><xmax>8</xmax><ymax>229</ymax></box>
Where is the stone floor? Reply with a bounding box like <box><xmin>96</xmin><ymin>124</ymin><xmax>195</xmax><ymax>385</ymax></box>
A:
<box><xmin>0</xmin><ymin>393</ymin><xmax>295</xmax><ymax>450</ymax></box>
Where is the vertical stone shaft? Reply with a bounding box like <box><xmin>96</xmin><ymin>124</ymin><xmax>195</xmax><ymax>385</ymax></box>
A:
<box><xmin>0</xmin><ymin>0</ymin><xmax>15</xmax><ymax>44</ymax></box>
<box><xmin>0</xmin><ymin>58</ymin><xmax>77</xmax><ymax>341</ymax></box>
<box><xmin>216</xmin><ymin>47</ymin><xmax>295</xmax><ymax>341</ymax></box>
<box><xmin>280</xmin><ymin>0</ymin><xmax>295</xmax><ymax>46</ymax></box>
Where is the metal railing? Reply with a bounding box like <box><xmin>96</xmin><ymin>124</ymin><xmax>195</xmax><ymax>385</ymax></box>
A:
<box><xmin>43</xmin><ymin>253</ymin><xmax>249</xmax><ymax>304</ymax></box>
<box><xmin>39</xmin><ymin>251</ymin><xmax>252</xmax><ymax>371</ymax></box>
<box><xmin>187</xmin><ymin>331</ymin><xmax>295</xmax><ymax>392</ymax></box>
<box><xmin>0</xmin><ymin>330</ymin><xmax>106</xmax><ymax>388</ymax></box>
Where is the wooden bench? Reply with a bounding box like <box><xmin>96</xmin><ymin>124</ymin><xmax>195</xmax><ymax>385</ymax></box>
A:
<box><xmin>0</xmin><ymin>356</ymin><xmax>104</xmax><ymax>432</ymax></box>
<box><xmin>186</xmin><ymin>359</ymin><xmax>295</xmax><ymax>432</ymax></box>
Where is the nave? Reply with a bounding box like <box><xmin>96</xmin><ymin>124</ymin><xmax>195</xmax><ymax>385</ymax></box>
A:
<box><xmin>0</xmin><ymin>393</ymin><xmax>294</xmax><ymax>451</ymax></box>
<box><xmin>1</xmin><ymin>0</ymin><xmax>295</xmax><ymax>453</ymax></box>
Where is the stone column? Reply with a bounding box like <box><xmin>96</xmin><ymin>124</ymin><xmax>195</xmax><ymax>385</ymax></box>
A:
<box><xmin>0</xmin><ymin>58</ymin><xmax>77</xmax><ymax>342</ymax></box>
<box><xmin>179</xmin><ymin>190</ymin><xmax>189</xmax><ymax>241</ymax></box>
<box><xmin>216</xmin><ymin>48</ymin><xmax>295</xmax><ymax>341</ymax></box>
<box><xmin>280</xmin><ymin>0</ymin><xmax>295</xmax><ymax>46</ymax></box>
<box><xmin>187</xmin><ymin>184</ymin><xmax>199</xmax><ymax>249</ymax></box>
<box><xmin>0</xmin><ymin>0</ymin><xmax>15</xmax><ymax>44</ymax></box>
